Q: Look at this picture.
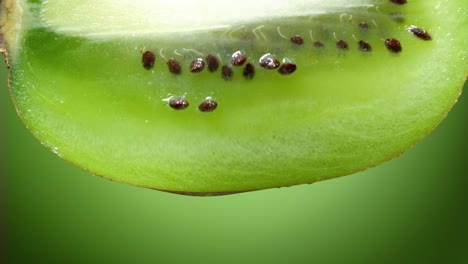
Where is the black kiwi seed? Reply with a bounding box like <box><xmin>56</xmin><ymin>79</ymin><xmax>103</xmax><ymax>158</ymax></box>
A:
<box><xmin>167</xmin><ymin>58</ymin><xmax>182</xmax><ymax>74</ymax></box>
<box><xmin>409</xmin><ymin>27</ymin><xmax>432</xmax><ymax>40</ymax></box>
<box><xmin>243</xmin><ymin>63</ymin><xmax>255</xmax><ymax>79</ymax></box>
<box><xmin>232</xmin><ymin>50</ymin><xmax>247</xmax><ymax>66</ymax></box>
<box><xmin>385</xmin><ymin>38</ymin><xmax>402</xmax><ymax>53</ymax></box>
<box><xmin>359</xmin><ymin>22</ymin><xmax>369</xmax><ymax>30</ymax></box>
<box><xmin>278</xmin><ymin>60</ymin><xmax>297</xmax><ymax>75</ymax></box>
<box><xmin>142</xmin><ymin>50</ymin><xmax>156</xmax><ymax>70</ymax></box>
<box><xmin>198</xmin><ymin>98</ymin><xmax>218</xmax><ymax>112</ymax></box>
<box><xmin>169</xmin><ymin>98</ymin><xmax>189</xmax><ymax>110</ymax></box>
<box><xmin>221</xmin><ymin>65</ymin><xmax>233</xmax><ymax>81</ymax></box>
<box><xmin>259</xmin><ymin>53</ymin><xmax>280</xmax><ymax>70</ymax></box>
<box><xmin>314</xmin><ymin>41</ymin><xmax>325</xmax><ymax>48</ymax></box>
<box><xmin>190</xmin><ymin>58</ymin><xmax>205</xmax><ymax>73</ymax></box>
<box><xmin>358</xmin><ymin>40</ymin><xmax>372</xmax><ymax>52</ymax></box>
<box><xmin>290</xmin><ymin>35</ymin><xmax>304</xmax><ymax>45</ymax></box>
<box><xmin>336</xmin><ymin>40</ymin><xmax>349</xmax><ymax>50</ymax></box>
<box><xmin>206</xmin><ymin>54</ymin><xmax>219</xmax><ymax>72</ymax></box>
<box><xmin>390</xmin><ymin>0</ymin><xmax>407</xmax><ymax>5</ymax></box>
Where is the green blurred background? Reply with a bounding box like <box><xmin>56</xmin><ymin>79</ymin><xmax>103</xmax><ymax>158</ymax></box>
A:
<box><xmin>1</xmin><ymin>64</ymin><xmax>467</xmax><ymax>263</ymax></box>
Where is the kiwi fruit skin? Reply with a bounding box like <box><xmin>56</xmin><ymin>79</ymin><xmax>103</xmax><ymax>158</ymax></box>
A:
<box><xmin>1</xmin><ymin>0</ymin><xmax>467</xmax><ymax>195</ymax></box>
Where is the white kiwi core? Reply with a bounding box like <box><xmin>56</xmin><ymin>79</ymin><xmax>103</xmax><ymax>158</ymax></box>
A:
<box><xmin>42</xmin><ymin>0</ymin><xmax>373</xmax><ymax>37</ymax></box>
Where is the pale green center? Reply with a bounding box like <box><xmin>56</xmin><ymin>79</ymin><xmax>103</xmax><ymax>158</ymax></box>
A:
<box><xmin>42</xmin><ymin>0</ymin><xmax>373</xmax><ymax>37</ymax></box>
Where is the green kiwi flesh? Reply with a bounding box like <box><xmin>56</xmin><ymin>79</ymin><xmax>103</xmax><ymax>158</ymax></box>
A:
<box><xmin>1</xmin><ymin>0</ymin><xmax>467</xmax><ymax>195</ymax></box>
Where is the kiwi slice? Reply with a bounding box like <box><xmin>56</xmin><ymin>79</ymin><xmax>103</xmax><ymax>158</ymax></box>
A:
<box><xmin>1</xmin><ymin>0</ymin><xmax>466</xmax><ymax>195</ymax></box>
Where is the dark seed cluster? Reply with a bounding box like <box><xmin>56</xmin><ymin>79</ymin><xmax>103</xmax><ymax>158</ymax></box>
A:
<box><xmin>140</xmin><ymin>3</ymin><xmax>434</xmax><ymax>114</ymax></box>
<box><xmin>168</xmin><ymin>97</ymin><xmax>219</xmax><ymax>112</ymax></box>
<box><xmin>140</xmin><ymin>29</ymin><xmax>426</xmax><ymax>81</ymax></box>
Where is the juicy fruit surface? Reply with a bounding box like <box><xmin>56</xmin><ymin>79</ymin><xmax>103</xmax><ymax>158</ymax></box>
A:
<box><xmin>4</xmin><ymin>0</ymin><xmax>467</xmax><ymax>194</ymax></box>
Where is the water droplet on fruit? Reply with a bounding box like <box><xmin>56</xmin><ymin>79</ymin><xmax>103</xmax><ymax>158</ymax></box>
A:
<box><xmin>52</xmin><ymin>147</ymin><xmax>62</xmax><ymax>157</ymax></box>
